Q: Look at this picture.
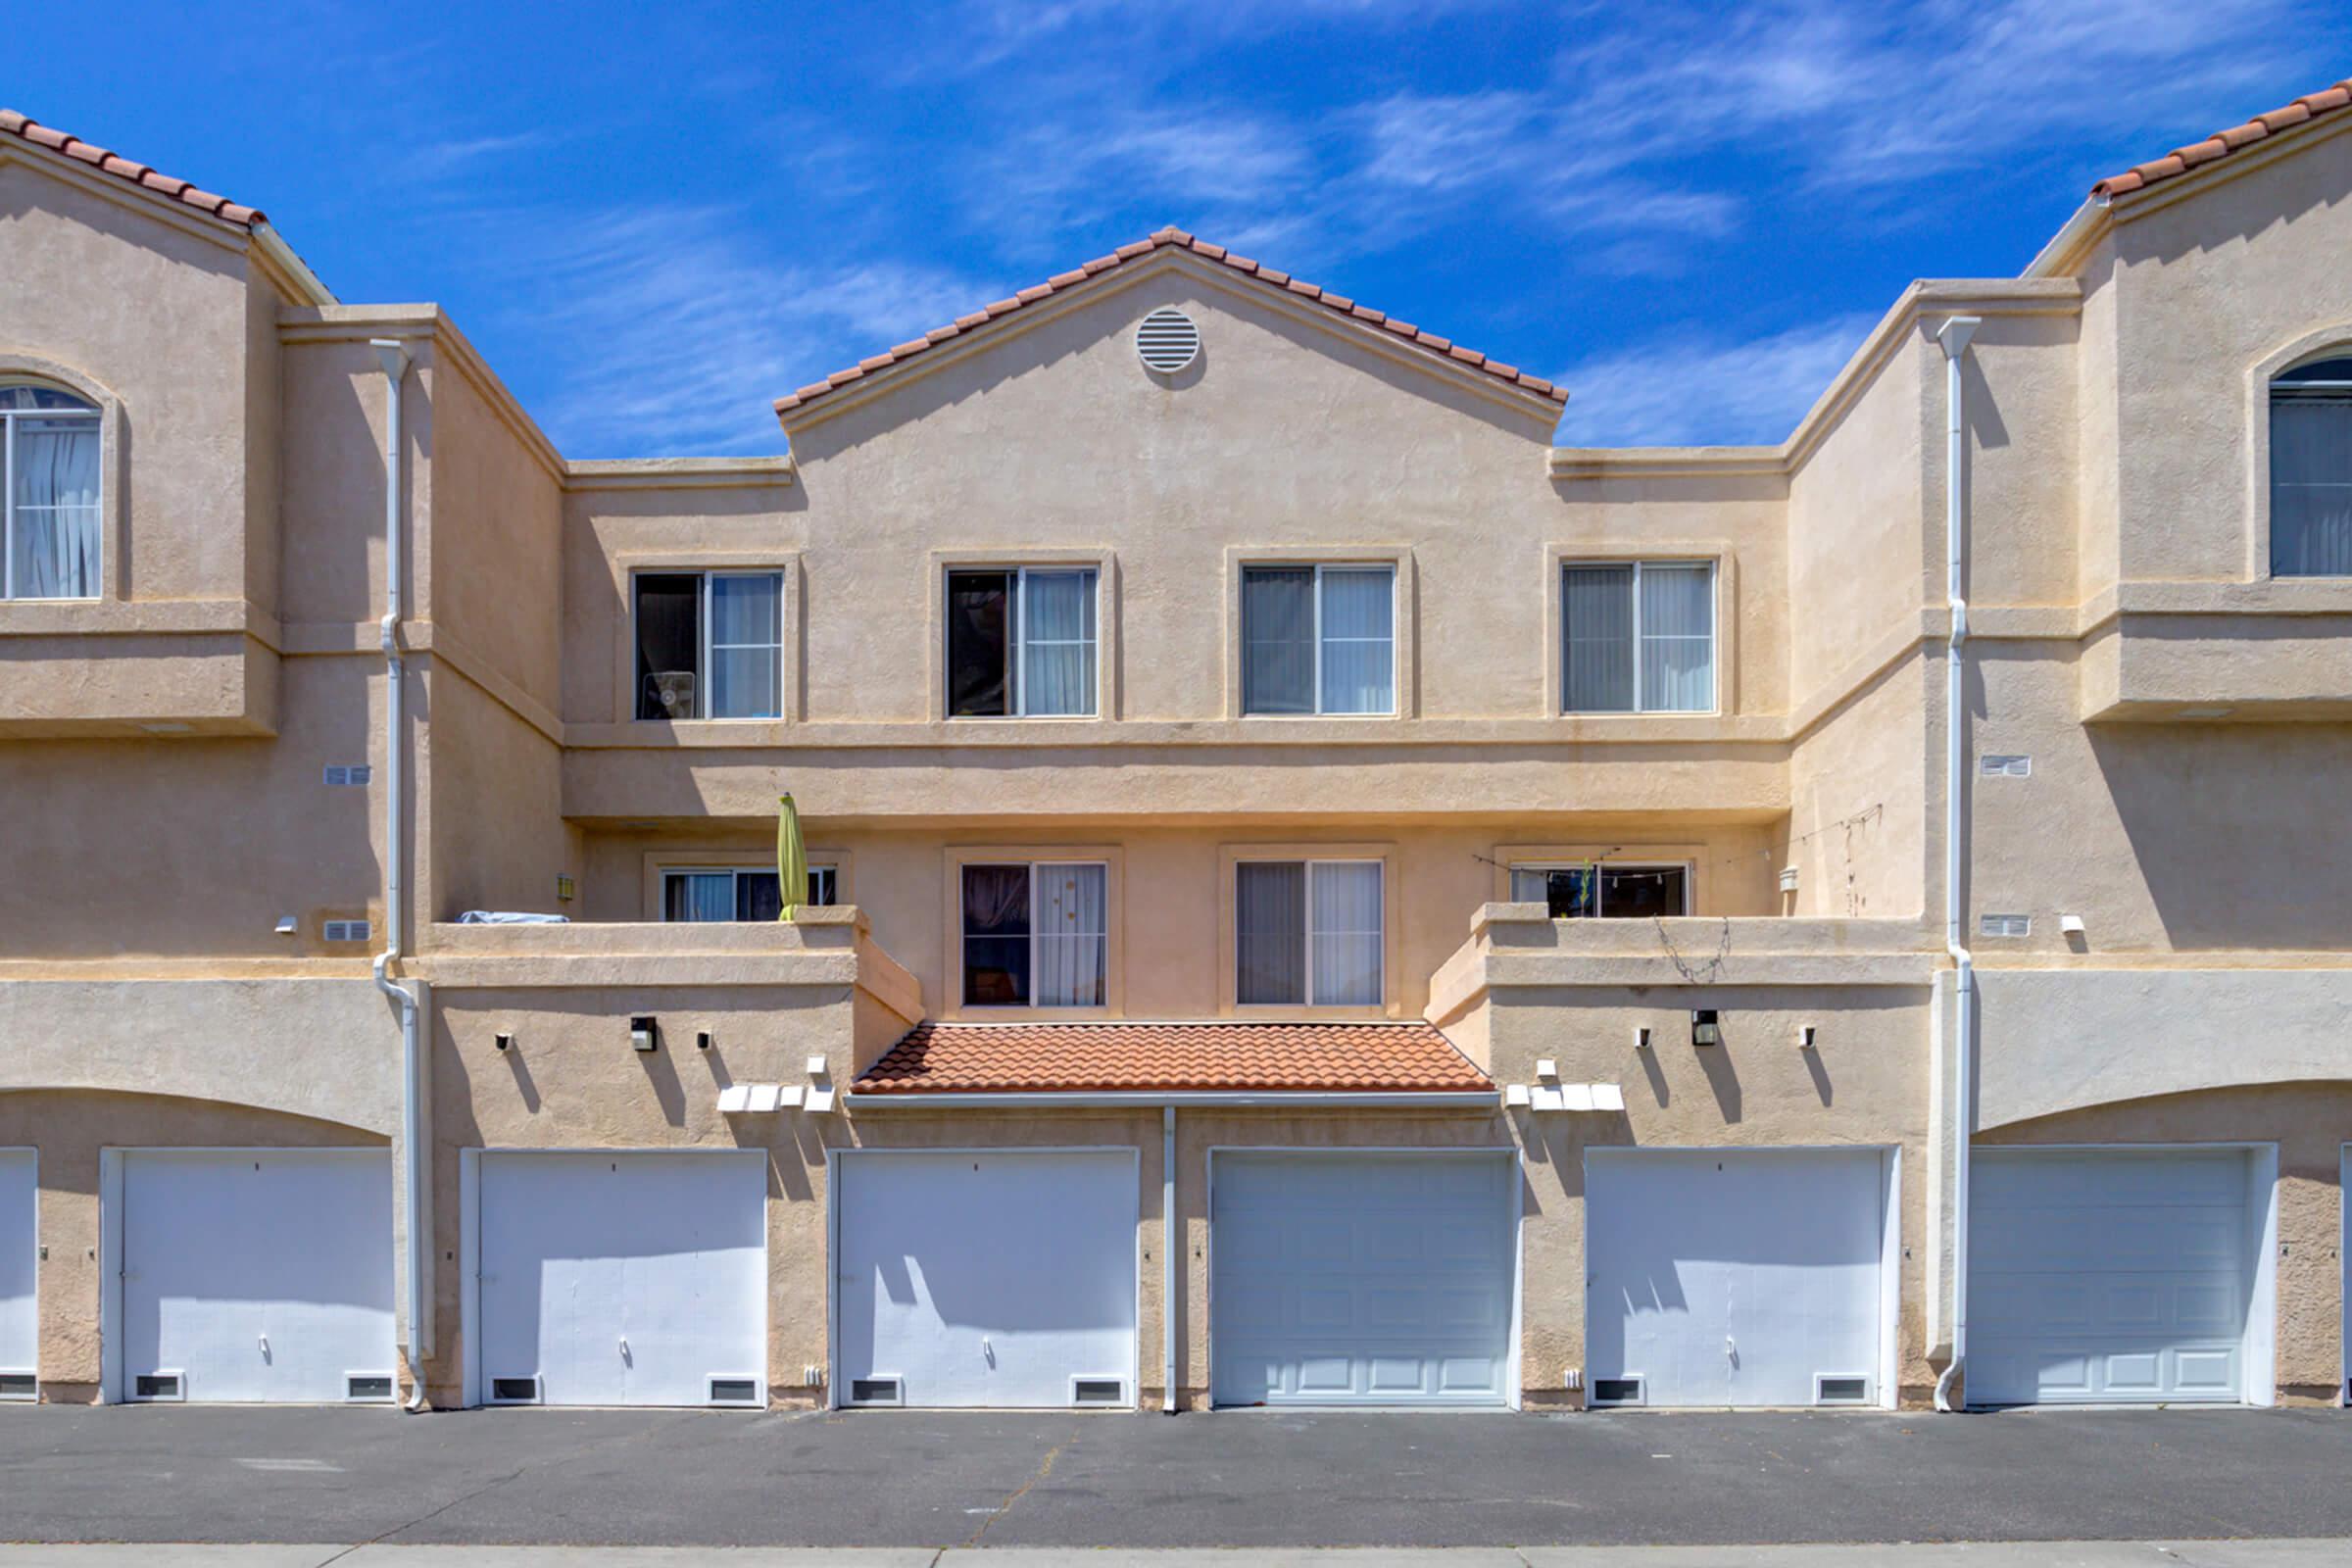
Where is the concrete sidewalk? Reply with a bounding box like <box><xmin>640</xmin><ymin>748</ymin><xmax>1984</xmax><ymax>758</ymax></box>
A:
<box><xmin>0</xmin><ymin>1544</ymin><xmax>2348</xmax><ymax>1566</ymax></box>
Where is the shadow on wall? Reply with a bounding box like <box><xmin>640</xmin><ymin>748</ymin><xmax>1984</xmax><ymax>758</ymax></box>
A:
<box><xmin>2089</xmin><ymin>723</ymin><xmax>2352</xmax><ymax>948</ymax></box>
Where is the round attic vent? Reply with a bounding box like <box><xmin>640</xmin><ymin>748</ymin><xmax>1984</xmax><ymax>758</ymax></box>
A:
<box><xmin>1136</xmin><ymin>308</ymin><xmax>1200</xmax><ymax>374</ymax></box>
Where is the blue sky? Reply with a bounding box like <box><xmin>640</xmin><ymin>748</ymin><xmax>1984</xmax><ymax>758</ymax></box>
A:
<box><xmin>14</xmin><ymin>2</ymin><xmax>2350</xmax><ymax>455</ymax></box>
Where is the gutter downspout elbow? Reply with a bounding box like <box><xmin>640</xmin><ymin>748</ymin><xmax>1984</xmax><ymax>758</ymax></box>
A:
<box><xmin>368</xmin><ymin>339</ymin><xmax>429</xmax><ymax>1413</ymax></box>
<box><xmin>1933</xmin><ymin>316</ymin><xmax>1980</xmax><ymax>1414</ymax></box>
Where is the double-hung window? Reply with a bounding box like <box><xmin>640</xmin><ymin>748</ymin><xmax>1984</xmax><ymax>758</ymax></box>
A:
<box><xmin>635</xmin><ymin>571</ymin><xmax>784</xmax><ymax>719</ymax></box>
<box><xmin>947</xmin><ymin>567</ymin><xmax>1099</xmax><ymax>717</ymax></box>
<box><xmin>961</xmin><ymin>860</ymin><xmax>1107</xmax><ymax>1006</ymax></box>
<box><xmin>2271</xmin><ymin>356</ymin><xmax>2352</xmax><ymax>577</ymax></box>
<box><xmin>2</xmin><ymin>385</ymin><xmax>101</xmax><ymax>601</ymax></box>
<box><xmin>662</xmin><ymin>865</ymin><xmax>837</xmax><ymax>921</ymax></box>
<box><xmin>1511</xmin><ymin>862</ymin><xmax>1690</xmax><ymax>919</ymax></box>
<box><xmin>1242</xmin><ymin>564</ymin><xmax>1396</xmax><ymax>715</ymax></box>
<box><xmin>1561</xmin><ymin>561</ymin><xmax>1715</xmax><ymax>713</ymax></box>
<box><xmin>1235</xmin><ymin>858</ymin><xmax>1383</xmax><ymax>1006</ymax></box>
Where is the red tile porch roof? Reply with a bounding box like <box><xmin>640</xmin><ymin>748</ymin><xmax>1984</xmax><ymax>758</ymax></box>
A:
<box><xmin>2091</xmin><ymin>76</ymin><xmax>2352</xmax><ymax>199</ymax></box>
<box><xmin>855</xmin><ymin>1020</ymin><xmax>1494</xmax><ymax>1096</ymax></box>
<box><xmin>2</xmin><ymin>109</ymin><xmax>267</xmax><ymax>228</ymax></box>
<box><xmin>772</xmin><ymin>225</ymin><xmax>1566</xmax><ymax>418</ymax></box>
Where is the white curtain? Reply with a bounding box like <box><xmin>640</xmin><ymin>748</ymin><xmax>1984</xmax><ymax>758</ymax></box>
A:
<box><xmin>2272</xmin><ymin>399</ymin><xmax>2352</xmax><ymax>576</ymax></box>
<box><xmin>1309</xmin><ymin>860</ymin><xmax>1383</xmax><ymax>1005</ymax></box>
<box><xmin>1243</xmin><ymin>567</ymin><xmax>1316</xmax><ymax>714</ymax></box>
<box><xmin>664</xmin><ymin>872</ymin><xmax>733</xmax><ymax>922</ymax></box>
<box><xmin>10</xmin><ymin>414</ymin><xmax>100</xmax><ymax>600</ymax></box>
<box><xmin>707</xmin><ymin>573</ymin><xmax>782</xmax><ymax>718</ymax></box>
<box><xmin>1638</xmin><ymin>564</ymin><xmax>1714</xmax><ymax>712</ymax></box>
<box><xmin>1235</xmin><ymin>860</ymin><xmax>1306</xmax><ymax>1004</ymax></box>
<box><xmin>1318</xmin><ymin>567</ymin><xmax>1395</xmax><ymax>715</ymax></box>
<box><xmin>1021</xmin><ymin>569</ymin><xmax>1097</xmax><ymax>716</ymax></box>
<box><xmin>1031</xmin><ymin>861</ymin><xmax>1106</xmax><ymax>1005</ymax></box>
<box><xmin>1562</xmin><ymin>565</ymin><xmax>1634</xmax><ymax>711</ymax></box>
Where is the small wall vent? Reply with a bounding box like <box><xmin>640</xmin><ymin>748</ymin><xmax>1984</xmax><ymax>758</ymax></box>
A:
<box><xmin>322</xmin><ymin>763</ymin><xmax>373</xmax><ymax>787</ymax></box>
<box><xmin>1979</xmin><ymin>912</ymin><xmax>2032</xmax><ymax>938</ymax></box>
<box><xmin>1980</xmin><ymin>755</ymin><xmax>2031</xmax><ymax>777</ymax></box>
<box><xmin>489</xmin><ymin>1376</ymin><xmax>542</xmax><ymax>1404</ymax></box>
<box><xmin>1136</xmin><ymin>308</ymin><xmax>1200</xmax><ymax>374</ymax></box>
<box><xmin>1071</xmin><ymin>1376</ymin><xmax>1126</xmax><ymax>1406</ymax></box>
<box><xmin>322</xmin><ymin>919</ymin><xmax>372</xmax><ymax>944</ymax></box>
<box><xmin>1815</xmin><ymin>1374</ymin><xmax>1870</xmax><ymax>1405</ymax></box>
<box><xmin>1590</xmin><ymin>1375</ymin><xmax>1644</xmax><ymax>1407</ymax></box>
<box><xmin>346</xmin><ymin>1373</ymin><xmax>394</xmax><ymax>1401</ymax></box>
<box><xmin>848</xmin><ymin>1376</ymin><xmax>904</xmax><ymax>1407</ymax></box>
<box><xmin>0</xmin><ymin>1371</ymin><xmax>34</xmax><ymax>1400</ymax></box>
<box><xmin>132</xmin><ymin>1372</ymin><xmax>184</xmax><ymax>1401</ymax></box>
<box><xmin>709</xmin><ymin>1376</ymin><xmax>761</xmax><ymax>1407</ymax></box>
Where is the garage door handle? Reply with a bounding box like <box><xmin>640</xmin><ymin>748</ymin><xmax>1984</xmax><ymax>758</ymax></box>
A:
<box><xmin>618</xmin><ymin>1336</ymin><xmax>631</xmax><ymax>1365</ymax></box>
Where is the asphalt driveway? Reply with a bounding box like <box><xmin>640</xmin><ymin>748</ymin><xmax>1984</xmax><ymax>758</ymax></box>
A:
<box><xmin>1</xmin><ymin>1406</ymin><xmax>2347</xmax><ymax>1549</ymax></box>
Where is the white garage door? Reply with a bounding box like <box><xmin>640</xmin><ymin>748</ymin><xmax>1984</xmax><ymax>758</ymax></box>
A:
<box><xmin>477</xmin><ymin>1152</ymin><xmax>766</xmax><ymax>1407</ymax></box>
<box><xmin>1970</xmin><ymin>1148</ymin><xmax>2254</xmax><ymax>1406</ymax></box>
<box><xmin>1211</xmin><ymin>1152</ymin><xmax>1515</xmax><ymax>1407</ymax></box>
<box><xmin>117</xmin><ymin>1150</ymin><xmax>394</xmax><ymax>1403</ymax></box>
<box><xmin>1587</xmin><ymin>1149</ymin><xmax>1890</xmax><ymax>1408</ymax></box>
<box><xmin>835</xmin><ymin>1150</ymin><xmax>1137</xmax><ymax>1408</ymax></box>
<box><xmin>1</xmin><ymin>1151</ymin><xmax>32</xmax><ymax>1396</ymax></box>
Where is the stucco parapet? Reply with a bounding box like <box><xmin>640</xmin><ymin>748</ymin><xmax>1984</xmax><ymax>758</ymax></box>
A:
<box><xmin>1438</xmin><ymin>907</ymin><xmax>1939</xmax><ymax>993</ymax></box>
<box><xmin>564</xmin><ymin>457</ymin><xmax>797</xmax><ymax>492</ymax></box>
<box><xmin>417</xmin><ymin>910</ymin><xmax>888</xmax><ymax>991</ymax></box>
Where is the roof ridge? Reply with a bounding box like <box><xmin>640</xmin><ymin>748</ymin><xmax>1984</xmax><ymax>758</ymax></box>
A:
<box><xmin>0</xmin><ymin>108</ymin><xmax>266</xmax><ymax>228</ymax></box>
<box><xmin>2092</xmin><ymin>76</ymin><xmax>2352</xmax><ymax>199</ymax></box>
<box><xmin>772</xmin><ymin>225</ymin><xmax>1563</xmax><ymax>418</ymax></box>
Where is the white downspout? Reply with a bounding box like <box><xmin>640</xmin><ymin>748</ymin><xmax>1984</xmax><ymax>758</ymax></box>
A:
<box><xmin>1163</xmin><ymin>1103</ymin><xmax>1178</xmax><ymax>1415</ymax></box>
<box><xmin>368</xmin><ymin>338</ymin><xmax>429</xmax><ymax>1412</ymax></box>
<box><xmin>1933</xmin><ymin>316</ymin><xmax>1980</xmax><ymax>1413</ymax></box>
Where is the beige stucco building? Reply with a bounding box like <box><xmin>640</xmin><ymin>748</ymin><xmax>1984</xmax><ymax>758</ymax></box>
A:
<box><xmin>3</xmin><ymin>79</ymin><xmax>2350</xmax><ymax>1414</ymax></box>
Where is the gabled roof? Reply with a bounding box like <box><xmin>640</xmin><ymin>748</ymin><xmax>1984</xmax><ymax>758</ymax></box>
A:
<box><xmin>856</xmin><ymin>1019</ymin><xmax>1494</xmax><ymax>1096</ymax></box>
<box><xmin>2092</xmin><ymin>76</ymin><xmax>2352</xmax><ymax>199</ymax></box>
<box><xmin>772</xmin><ymin>225</ymin><xmax>1565</xmax><ymax>419</ymax></box>
<box><xmin>1</xmin><ymin>109</ymin><xmax>266</xmax><ymax>227</ymax></box>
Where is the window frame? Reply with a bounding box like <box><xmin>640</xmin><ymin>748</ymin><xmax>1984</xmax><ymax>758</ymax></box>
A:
<box><xmin>942</xmin><ymin>564</ymin><xmax>1102</xmax><ymax>720</ymax></box>
<box><xmin>955</xmin><ymin>858</ymin><xmax>1112</xmax><ymax>1011</ymax></box>
<box><xmin>1557</xmin><ymin>557</ymin><xmax>1719</xmax><ymax>715</ymax></box>
<box><xmin>642</xmin><ymin>849</ymin><xmax>847</xmax><ymax>918</ymax></box>
<box><xmin>942</xmin><ymin>846</ymin><xmax>1122</xmax><ymax>1017</ymax></box>
<box><xmin>658</xmin><ymin>862</ymin><xmax>840</xmax><ymax>921</ymax></box>
<box><xmin>1239</xmin><ymin>561</ymin><xmax>1399</xmax><ymax>718</ymax></box>
<box><xmin>1</xmin><ymin>381</ymin><xmax>105</xmax><ymax>604</ymax></box>
<box><xmin>630</xmin><ymin>567</ymin><xmax>787</xmax><ymax>721</ymax></box>
<box><xmin>2265</xmin><ymin>353</ymin><xmax>2352</xmax><ymax>580</ymax></box>
<box><xmin>1508</xmin><ymin>859</ymin><xmax>1695</xmax><ymax>918</ymax></box>
<box><xmin>1220</xmin><ymin>842</ymin><xmax>1398</xmax><ymax>1016</ymax></box>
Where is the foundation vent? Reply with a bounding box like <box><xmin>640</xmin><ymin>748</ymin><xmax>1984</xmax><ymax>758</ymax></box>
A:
<box><xmin>1815</xmin><ymin>1374</ymin><xmax>1870</xmax><ymax>1405</ymax></box>
<box><xmin>1980</xmin><ymin>755</ymin><xmax>2031</xmax><ymax>777</ymax></box>
<box><xmin>0</xmin><ymin>1371</ymin><xmax>34</xmax><ymax>1400</ymax></box>
<box><xmin>1071</xmin><ymin>1377</ymin><xmax>1126</xmax><ymax>1406</ymax></box>
<box><xmin>322</xmin><ymin>919</ymin><xmax>373</xmax><ymax>944</ymax></box>
<box><xmin>132</xmin><ymin>1372</ymin><xmax>183</xmax><ymax>1401</ymax></box>
<box><xmin>1979</xmin><ymin>913</ymin><xmax>2032</xmax><ymax>938</ymax></box>
<box><xmin>1136</xmin><ymin>308</ymin><xmax>1200</xmax><ymax>374</ymax></box>
<box><xmin>345</xmin><ymin>1374</ymin><xmax>394</xmax><ymax>1401</ymax></box>
<box><xmin>489</xmin><ymin>1376</ymin><xmax>542</xmax><ymax>1404</ymax></box>
<box><xmin>322</xmin><ymin>764</ymin><xmax>373</xmax><ymax>787</ymax></box>
<box><xmin>709</xmin><ymin>1377</ymin><xmax>761</xmax><ymax>1407</ymax></box>
<box><xmin>1590</xmin><ymin>1376</ymin><xmax>1644</xmax><ymax>1407</ymax></box>
<box><xmin>848</xmin><ymin>1376</ymin><xmax>904</xmax><ymax>1407</ymax></box>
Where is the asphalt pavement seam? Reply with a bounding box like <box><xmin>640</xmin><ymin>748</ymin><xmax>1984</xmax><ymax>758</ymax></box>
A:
<box><xmin>961</xmin><ymin>1437</ymin><xmax>1070</xmax><ymax>1549</ymax></box>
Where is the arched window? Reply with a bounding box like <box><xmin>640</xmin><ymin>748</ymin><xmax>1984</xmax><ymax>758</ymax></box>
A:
<box><xmin>2271</xmin><ymin>355</ymin><xmax>2352</xmax><ymax>577</ymax></box>
<box><xmin>1</xmin><ymin>384</ymin><xmax>102</xmax><ymax>600</ymax></box>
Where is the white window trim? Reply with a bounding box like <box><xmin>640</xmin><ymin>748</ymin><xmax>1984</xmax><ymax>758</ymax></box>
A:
<box><xmin>1</xmin><ymin>390</ymin><xmax>103</xmax><ymax>603</ymax></box>
<box><xmin>946</xmin><ymin>565</ymin><xmax>1102</xmax><ymax>719</ymax></box>
<box><xmin>1242</xmin><ymin>563</ymin><xmax>1398</xmax><ymax>718</ymax></box>
<box><xmin>1560</xmin><ymin>559</ymin><xmax>1717</xmax><ymax>715</ymax></box>
<box><xmin>960</xmin><ymin>858</ymin><xmax>1110</xmax><ymax>1009</ymax></box>
<box><xmin>1510</xmin><ymin>860</ymin><xmax>1694</xmax><ymax>917</ymax></box>
<box><xmin>1235</xmin><ymin>857</ymin><xmax>1385</xmax><ymax>1007</ymax></box>
<box><xmin>631</xmin><ymin>568</ymin><xmax>786</xmax><ymax>721</ymax></box>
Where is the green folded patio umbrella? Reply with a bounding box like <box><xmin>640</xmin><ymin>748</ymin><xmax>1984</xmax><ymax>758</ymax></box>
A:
<box><xmin>776</xmin><ymin>792</ymin><xmax>808</xmax><ymax>921</ymax></box>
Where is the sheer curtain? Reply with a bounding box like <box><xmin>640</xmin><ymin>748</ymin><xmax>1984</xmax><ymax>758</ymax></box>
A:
<box><xmin>1638</xmin><ymin>564</ymin><xmax>1714</xmax><ymax>711</ymax></box>
<box><xmin>1235</xmin><ymin>860</ymin><xmax>1306</xmax><ymax>1004</ymax></box>
<box><xmin>663</xmin><ymin>872</ymin><xmax>734</xmax><ymax>922</ymax></box>
<box><xmin>1309</xmin><ymin>861</ymin><xmax>1383</xmax><ymax>1005</ymax></box>
<box><xmin>1031</xmin><ymin>862</ymin><xmax>1106</xmax><ymax>1005</ymax></box>
<box><xmin>1562</xmin><ymin>565</ymin><xmax>1634</xmax><ymax>711</ymax></box>
<box><xmin>708</xmin><ymin>574</ymin><xmax>782</xmax><ymax>718</ymax></box>
<box><xmin>9</xmin><ymin>405</ymin><xmax>100</xmax><ymax>600</ymax></box>
<box><xmin>1021</xmin><ymin>569</ymin><xmax>1098</xmax><ymax>716</ymax></box>
<box><xmin>2272</xmin><ymin>398</ymin><xmax>2352</xmax><ymax>576</ymax></box>
<box><xmin>1318</xmin><ymin>567</ymin><xmax>1395</xmax><ymax>715</ymax></box>
<box><xmin>1242</xmin><ymin>568</ymin><xmax>1315</xmax><ymax>714</ymax></box>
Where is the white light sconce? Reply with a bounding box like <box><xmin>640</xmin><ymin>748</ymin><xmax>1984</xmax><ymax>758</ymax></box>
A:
<box><xmin>1634</xmin><ymin>1026</ymin><xmax>1652</xmax><ymax>1051</ymax></box>
<box><xmin>1778</xmin><ymin>866</ymin><xmax>1800</xmax><ymax>894</ymax></box>
<box><xmin>1535</xmin><ymin>1057</ymin><xmax>1559</xmax><ymax>1082</ymax></box>
<box><xmin>629</xmin><ymin>1015</ymin><xmax>658</xmax><ymax>1053</ymax></box>
<box><xmin>1798</xmin><ymin>1025</ymin><xmax>1817</xmax><ymax>1051</ymax></box>
<box><xmin>1504</xmin><ymin>1083</ymin><xmax>1531</xmax><ymax>1108</ymax></box>
<box><xmin>274</xmin><ymin>916</ymin><xmax>298</xmax><ymax>936</ymax></box>
<box><xmin>1690</xmin><ymin>1009</ymin><xmax>1721</xmax><ymax>1048</ymax></box>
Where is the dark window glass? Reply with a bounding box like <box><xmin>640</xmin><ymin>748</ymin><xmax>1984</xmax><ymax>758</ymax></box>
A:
<box><xmin>962</xmin><ymin>863</ymin><xmax>1031</xmax><ymax>1004</ymax></box>
<box><xmin>636</xmin><ymin>573</ymin><xmax>702</xmax><ymax>719</ymax></box>
<box><xmin>1235</xmin><ymin>860</ymin><xmax>1306</xmax><ymax>1004</ymax></box>
<box><xmin>2272</xmin><ymin>360</ymin><xmax>2352</xmax><ymax>577</ymax></box>
<box><xmin>948</xmin><ymin>570</ymin><xmax>1012</xmax><ymax>716</ymax></box>
<box><xmin>1241</xmin><ymin>567</ymin><xmax>1315</xmax><ymax>714</ymax></box>
<box><xmin>735</xmin><ymin>871</ymin><xmax>784</xmax><ymax>922</ymax></box>
<box><xmin>808</xmin><ymin>866</ymin><xmax>838</xmax><ymax>906</ymax></box>
<box><xmin>1600</xmin><ymin>864</ymin><xmax>1687</xmax><ymax>919</ymax></box>
<box><xmin>1542</xmin><ymin>868</ymin><xmax>1598</xmax><ymax>919</ymax></box>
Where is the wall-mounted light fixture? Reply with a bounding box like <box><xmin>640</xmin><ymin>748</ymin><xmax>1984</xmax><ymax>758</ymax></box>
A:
<box><xmin>555</xmin><ymin>874</ymin><xmax>576</xmax><ymax>902</ymax></box>
<box><xmin>629</xmin><ymin>1015</ymin><xmax>658</xmax><ymax>1053</ymax></box>
<box><xmin>1778</xmin><ymin>866</ymin><xmax>1800</xmax><ymax>894</ymax></box>
<box><xmin>1634</xmin><ymin>1026</ymin><xmax>1652</xmax><ymax>1051</ymax></box>
<box><xmin>697</xmin><ymin>1030</ymin><xmax>713</xmax><ymax>1051</ymax></box>
<box><xmin>1534</xmin><ymin>1057</ymin><xmax>1559</xmax><ymax>1082</ymax></box>
<box><xmin>494</xmin><ymin>1032</ymin><xmax>514</xmax><ymax>1053</ymax></box>
<box><xmin>1798</xmin><ymin>1025</ymin><xmax>1817</xmax><ymax>1051</ymax></box>
<box><xmin>274</xmin><ymin>916</ymin><xmax>298</xmax><ymax>935</ymax></box>
<box><xmin>1690</xmin><ymin>1009</ymin><xmax>1721</xmax><ymax>1048</ymax></box>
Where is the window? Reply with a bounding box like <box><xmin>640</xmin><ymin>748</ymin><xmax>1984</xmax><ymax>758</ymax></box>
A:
<box><xmin>1511</xmin><ymin>863</ymin><xmax>1690</xmax><ymax>919</ymax></box>
<box><xmin>2</xmin><ymin>385</ymin><xmax>100</xmax><ymax>600</ymax></box>
<box><xmin>2271</xmin><ymin>356</ymin><xmax>2352</xmax><ymax>577</ymax></box>
<box><xmin>1235</xmin><ymin>859</ymin><xmax>1383</xmax><ymax>1006</ymax></box>
<box><xmin>961</xmin><ymin>861</ymin><xmax>1107</xmax><ymax>1006</ymax></box>
<box><xmin>1561</xmin><ymin>561</ymin><xmax>1715</xmax><ymax>713</ymax></box>
<box><xmin>947</xmin><ymin>567</ymin><xmax>1098</xmax><ymax>717</ymax></box>
<box><xmin>1242</xmin><ymin>564</ymin><xmax>1396</xmax><ymax>715</ymax></box>
<box><xmin>662</xmin><ymin>865</ymin><xmax>836</xmax><ymax>921</ymax></box>
<box><xmin>634</xmin><ymin>571</ymin><xmax>783</xmax><ymax>720</ymax></box>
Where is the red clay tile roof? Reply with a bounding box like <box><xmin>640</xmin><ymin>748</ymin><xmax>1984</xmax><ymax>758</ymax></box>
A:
<box><xmin>772</xmin><ymin>225</ymin><xmax>1565</xmax><ymax>417</ymax></box>
<box><xmin>2092</xmin><ymin>77</ymin><xmax>2352</xmax><ymax>199</ymax></box>
<box><xmin>1</xmin><ymin>109</ymin><xmax>266</xmax><ymax>228</ymax></box>
<box><xmin>856</xmin><ymin>1020</ymin><xmax>1494</xmax><ymax>1096</ymax></box>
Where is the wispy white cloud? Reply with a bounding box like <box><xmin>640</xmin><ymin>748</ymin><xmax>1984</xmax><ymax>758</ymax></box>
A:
<box><xmin>1550</xmin><ymin>312</ymin><xmax>1880</xmax><ymax>447</ymax></box>
<box><xmin>408</xmin><ymin>130</ymin><xmax>559</xmax><ymax>179</ymax></box>
<box><xmin>959</xmin><ymin>109</ymin><xmax>1315</xmax><ymax>249</ymax></box>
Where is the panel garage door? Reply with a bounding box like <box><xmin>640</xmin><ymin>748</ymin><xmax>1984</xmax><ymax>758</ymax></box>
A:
<box><xmin>1970</xmin><ymin>1148</ymin><xmax>2253</xmax><ymax>1406</ymax></box>
<box><xmin>1</xmin><ymin>1152</ymin><xmax>32</xmax><ymax>1394</ymax></box>
<box><xmin>477</xmin><ymin>1152</ymin><xmax>766</xmax><ymax>1407</ymax></box>
<box><xmin>1211</xmin><ymin>1152</ymin><xmax>1515</xmax><ymax>1407</ymax></box>
<box><xmin>835</xmin><ymin>1150</ymin><xmax>1137</xmax><ymax>1408</ymax></box>
<box><xmin>118</xmin><ymin>1150</ymin><xmax>394</xmax><ymax>1403</ymax></box>
<box><xmin>1587</xmin><ymin>1149</ymin><xmax>1889</xmax><ymax>1408</ymax></box>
